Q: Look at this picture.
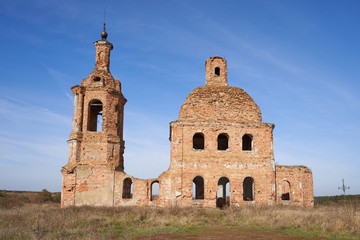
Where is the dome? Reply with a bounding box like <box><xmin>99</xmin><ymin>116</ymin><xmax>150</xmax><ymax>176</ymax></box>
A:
<box><xmin>178</xmin><ymin>86</ymin><xmax>262</xmax><ymax>123</ymax></box>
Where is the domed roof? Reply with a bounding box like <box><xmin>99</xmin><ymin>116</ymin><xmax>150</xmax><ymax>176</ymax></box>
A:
<box><xmin>178</xmin><ymin>86</ymin><xmax>262</xmax><ymax>123</ymax></box>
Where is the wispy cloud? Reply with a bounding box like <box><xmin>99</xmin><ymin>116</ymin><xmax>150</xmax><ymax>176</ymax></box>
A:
<box><xmin>189</xmin><ymin>19</ymin><xmax>303</xmax><ymax>75</ymax></box>
<box><xmin>123</xmin><ymin>110</ymin><xmax>170</xmax><ymax>179</ymax></box>
<box><xmin>0</xmin><ymin>95</ymin><xmax>69</xmax><ymax>191</ymax></box>
<box><xmin>45</xmin><ymin>66</ymin><xmax>77</xmax><ymax>103</ymax></box>
<box><xmin>0</xmin><ymin>135</ymin><xmax>66</xmax><ymax>165</ymax></box>
<box><xmin>0</xmin><ymin>96</ymin><xmax>72</xmax><ymax>126</ymax></box>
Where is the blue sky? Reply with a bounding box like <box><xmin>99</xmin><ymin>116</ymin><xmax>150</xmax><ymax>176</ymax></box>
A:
<box><xmin>0</xmin><ymin>0</ymin><xmax>359</xmax><ymax>196</ymax></box>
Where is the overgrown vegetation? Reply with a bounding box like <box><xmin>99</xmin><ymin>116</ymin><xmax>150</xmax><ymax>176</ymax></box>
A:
<box><xmin>0</xmin><ymin>190</ymin><xmax>60</xmax><ymax>208</ymax></box>
<box><xmin>0</xmin><ymin>191</ymin><xmax>359</xmax><ymax>239</ymax></box>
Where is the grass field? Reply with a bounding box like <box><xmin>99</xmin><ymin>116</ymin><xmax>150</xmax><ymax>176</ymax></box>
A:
<box><xmin>0</xmin><ymin>191</ymin><xmax>359</xmax><ymax>239</ymax></box>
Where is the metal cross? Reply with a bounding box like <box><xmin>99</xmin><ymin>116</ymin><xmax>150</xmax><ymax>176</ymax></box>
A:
<box><xmin>338</xmin><ymin>178</ymin><xmax>350</xmax><ymax>195</ymax></box>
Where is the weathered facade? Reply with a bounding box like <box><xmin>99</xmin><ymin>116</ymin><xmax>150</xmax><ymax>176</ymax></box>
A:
<box><xmin>61</xmin><ymin>28</ymin><xmax>314</xmax><ymax>208</ymax></box>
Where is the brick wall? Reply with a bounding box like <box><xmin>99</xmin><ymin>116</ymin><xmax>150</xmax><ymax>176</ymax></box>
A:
<box><xmin>61</xmin><ymin>37</ymin><xmax>314</xmax><ymax>208</ymax></box>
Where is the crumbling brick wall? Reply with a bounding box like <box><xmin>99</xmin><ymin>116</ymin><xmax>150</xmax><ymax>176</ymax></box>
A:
<box><xmin>61</xmin><ymin>34</ymin><xmax>126</xmax><ymax>207</ymax></box>
<box><xmin>61</xmin><ymin>33</ymin><xmax>314</xmax><ymax>208</ymax></box>
<box><xmin>276</xmin><ymin>165</ymin><xmax>314</xmax><ymax>207</ymax></box>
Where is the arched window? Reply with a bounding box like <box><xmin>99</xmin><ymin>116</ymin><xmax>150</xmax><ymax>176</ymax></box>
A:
<box><xmin>281</xmin><ymin>180</ymin><xmax>290</xmax><ymax>201</ymax></box>
<box><xmin>243</xmin><ymin>177</ymin><xmax>254</xmax><ymax>201</ymax></box>
<box><xmin>214</xmin><ymin>67</ymin><xmax>220</xmax><ymax>76</ymax></box>
<box><xmin>216</xmin><ymin>177</ymin><xmax>230</xmax><ymax>208</ymax></box>
<box><xmin>217</xmin><ymin>133</ymin><xmax>229</xmax><ymax>150</ymax></box>
<box><xmin>242</xmin><ymin>134</ymin><xmax>252</xmax><ymax>151</ymax></box>
<box><xmin>150</xmin><ymin>181</ymin><xmax>159</xmax><ymax>201</ymax></box>
<box><xmin>193</xmin><ymin>133</ymin><xmax>204</xmax><ymax>150</ymax></box>
<box><xmin>122</xmin><ymin>178</ymin><xmax>133</xmax><ymax>199</ymax></box>
<box><xmin>88</xmin><ymin>99</ymin><xmax>103</xmax><ymax>132</ymax></box>
<box><xmin>192</xmin><ymin>176</ymin><xmax>204</xmax><ymax>199</ymax></box>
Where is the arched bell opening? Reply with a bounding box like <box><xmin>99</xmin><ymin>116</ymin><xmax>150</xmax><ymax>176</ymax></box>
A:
<box><xmin>88</xmin><ymin>99</ymin><xmax>103</xmax><ymax>132</ymax></box>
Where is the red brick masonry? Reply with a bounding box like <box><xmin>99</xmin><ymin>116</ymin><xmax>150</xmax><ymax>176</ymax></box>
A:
<box><xmin>61</xmin><ymin>37</ymin><xmax>313</xmax><ymax>208</ymax></box>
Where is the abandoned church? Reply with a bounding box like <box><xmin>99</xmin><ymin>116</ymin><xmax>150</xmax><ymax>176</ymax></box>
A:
<box><xmin>61</xmin><ymin>26</ymin><xmax>314</xmax><ymax>208</ymax></box>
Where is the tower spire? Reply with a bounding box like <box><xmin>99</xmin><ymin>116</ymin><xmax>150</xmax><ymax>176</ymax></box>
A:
<box><xmin>94</xmin><ymin>22</ymin><xmax>113</xmax><ymax>71</ymax></box>
<box><xmin>101</xmin><ymin>23</ymin><xmax>108</xmax><ymax>40</ymax></box>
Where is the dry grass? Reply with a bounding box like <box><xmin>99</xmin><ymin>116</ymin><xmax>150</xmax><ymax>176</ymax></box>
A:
<box><xmin>0</xmin><ymin>203</ymin><xmax>214</xmax><ymax>239</ymax></box>
<box><xmin>222</xmin><ymin>204</ymin><xmax>360</xmax><ymax>238</ymax></box>
<box><xmin>0</xmin><ymin>190</ymin><xmax>60</xmax><ymax>208</ymax></box>
<box><xmin>0</xmin><ymin>202</ymin><xmax>359</xmax><ymax>240</ymax></box>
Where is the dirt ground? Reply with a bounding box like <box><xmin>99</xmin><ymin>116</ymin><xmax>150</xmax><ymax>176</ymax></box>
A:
<box><xmin>134</xmin><ymin>227</ymin><xmax>326</xmax><ymax>240</ymax></box>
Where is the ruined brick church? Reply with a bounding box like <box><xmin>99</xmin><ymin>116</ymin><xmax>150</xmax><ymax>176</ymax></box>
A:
<box><xmin>61</xmin><ymin>26</ymin><xmax>314</xmax><ymax>208</ymax></box>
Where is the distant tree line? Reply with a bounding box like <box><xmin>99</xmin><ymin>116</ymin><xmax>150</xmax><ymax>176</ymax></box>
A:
<box><xmin>315</xmin><ymin>194</ymin><xmax>360</xmax><ymax>205</ymax></box>
<box><xmin>0</xmin><ymin>189</ymin><xmax>61</xmax><ymax>208</ymax></box>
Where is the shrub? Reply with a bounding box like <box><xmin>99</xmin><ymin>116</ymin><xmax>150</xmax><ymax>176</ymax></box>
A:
<box><xmin>0</xmin><ymin>196</ymin><xmax>23</xmax><ymax>208</ymax></box>
<box><xmin>36</xmin><ymin>189</ymin><xmax>52</xmax><ymax>203</ymax></box>
<box><xmin>51</xmin><ymin>192</ymin><xmax>61</xmax><ymax>203</ymax></box>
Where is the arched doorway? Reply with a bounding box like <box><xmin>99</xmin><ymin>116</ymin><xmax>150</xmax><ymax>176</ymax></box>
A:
<box><xmin>122</xmin><ymin>177</ymin><xmax>133</xmax><ymax>199</ymax></box>
<box><xmin>216</xmin><ymin>177</ymin><xmax>230</xmax><ymax>208</ymax></box>
<box><xmin>281</xmin><ymin>180</ymin><xmax>291</xmax><ymax>201</ymax></box>
<box><xmin>150</xmin><ymin>181</ymin><xmax>159</xmax><ymax>201</ymax></box>
<box><xmin>243</xmin><ymin>177</ymin><xmax>254</xmax><ymax>201</ymax></box>
<box><xmin>192</xmin><ymin>176</ymin><xmax>204</xmax><ymax>199</ymax></box>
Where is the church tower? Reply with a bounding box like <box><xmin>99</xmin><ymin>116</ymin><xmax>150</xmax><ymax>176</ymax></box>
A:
<box><xmin>61</xmin><ymin>25</ymin><xmax>127</xmax><ymax>207</ymax></box>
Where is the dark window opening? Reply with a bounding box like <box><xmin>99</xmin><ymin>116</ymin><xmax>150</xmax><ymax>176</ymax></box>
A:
<box><xmin>88</xmin><ymin>99</ymin><xmax>103</xmax><ymax>132</ymax></box>
<box><xmin>192</xmin><ymin>176</ymin><xmax>204</xmax><ymax>199</ymax></box>
<box><xmin>193</xmin><ymin>133</ymin><xmax>204</xmax><ymax>150</ymax></box>
<box><xmin>93</xmin><ymin>76</ymin><xmax>101</xmax><ymax>82</ymax></box>
<box><xmin>214</xmin><ymin>67</ymin><xmax>220</xmax><ymax>76</ymax></box>
<box><xmin>216</xmin><ymin>177</ymin><xmax>230</xmax><ymax>208</ymax></box>
<box><xmin>122</xmin><ymin>178</ymin><xmax>133</xmax><ymax>199</ymax></box>
<box><xmin>150</xmin><ymin>181</ymin><xmax>159</xmax><ymax>201</ymax></box>
<box><xmin>243</xmin><ymin>177</ymin><xmax>254</xmax><ymax>201</ymax></box>
<box><xmin>281</xmin><ymin>180</ymin><xmax>290</xmax><ymax>201</ymax></box>
<box><xmin>217</xmin><ymin>133</ymin><xmax>229</xmax><ymax>150</ymax></box>
<box><xmin>242</xmin><ymin>134</ymin><xmax>252</xmax><ymax>151</ymax></box>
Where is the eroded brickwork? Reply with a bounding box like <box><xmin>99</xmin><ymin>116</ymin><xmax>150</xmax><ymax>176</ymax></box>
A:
<box><xmin>275</xmin><ymin>165</ymin><xmax>314</xmax><ymax>207</ymax></box>
<box><xmin>61</xmin><ymin>31</ymin><xmax>314</xmax><ymax>208</ymax></box>
<box><xmin>61</xmin><ymin>27</ymin><xmax>126</xmax><ymax>207</ymax></box>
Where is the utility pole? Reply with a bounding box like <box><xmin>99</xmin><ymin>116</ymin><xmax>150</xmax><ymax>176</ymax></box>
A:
<box><xmin>338</xmin><ymin>178</ymin><xmax>350</xmax><ymax>201</ymax></box>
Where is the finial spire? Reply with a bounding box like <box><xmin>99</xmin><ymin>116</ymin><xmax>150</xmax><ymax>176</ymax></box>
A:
<box><xmin>101</xmin><ymin>23</ymin><xmax>108</xmax><ymax>40</ymax></box>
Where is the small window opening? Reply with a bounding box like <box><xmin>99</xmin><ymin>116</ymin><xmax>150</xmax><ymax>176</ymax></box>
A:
<box><xmin>88</xmin><ymin>100</ymin><xmax>103</xmax><ymax>132</ymax></box>
<box><xmin>243</xmin><ymin>177</ymin><xmax>254</xmax><ymax>201</ymax></box>
<box><xmin>216</xmin><ymin>177</ymin><xmax>230</xmax><ymax>208</ymax></box>
<box><xmin>281</xmin><ymin>180</ymin><xmax>290</xmax><ymax>201</ymax></box>
<box><xmin>214</xmin><ymin>67</ymin><xmax>220</xmax><ymax>76</ymax></box>
<box><xmin>192</xmin><ymin>176</ymin><xmax>204</xmax><ymax>199</ymax></box>
<box><xmin>150</xmin><ymin>181</ymin><xmax>159</xmax><ymax>201</ymax></box>
<box><xmin>122</xmin><ymin>178</ymin><xmax>133</xmax><ymax>199</ymax></box>
<box><xmin>217</xmin><ymin>133</ymin><xmax>229</xmax><ymax>150</ymax></box>
<box><xmin>93</xmin><ymin>76</ymin><xmax>101</xmax><ymax>82</ymax></box>
<box><xmin>242</xmin><ymin>134</ymin><xmax>252</xmax><ymax>151</ymax></box>
<box><xmin>193</xmin><ymin>133</ymin><xmax>204</xmax><ymax>150</ymax></box>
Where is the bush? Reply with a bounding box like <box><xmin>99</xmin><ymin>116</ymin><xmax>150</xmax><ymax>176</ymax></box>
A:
<box><xmin>52</xmin><ymin>192</ymin><xmax>61</xmax><ymax>203</ymax></box>
<box><xmin>36</xmin><ymin>189</ymin><xmax>53</xmax><ymax>203</ymax></box>
<box><xmin>0</xmin><ymin>195</ymin><xmax>23</xmax><ymax>208</ymax></box>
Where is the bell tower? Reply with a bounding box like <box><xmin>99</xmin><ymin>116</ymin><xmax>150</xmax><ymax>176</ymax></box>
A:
<box><xmin>61</xmin><ymin>24</ymin><xmax>127</xmax><ymax>207</ymax></box>
<box><xmin>205</xmin><ymin>56</ymin><xmax>228</xmax><ymax>87</ymax></box>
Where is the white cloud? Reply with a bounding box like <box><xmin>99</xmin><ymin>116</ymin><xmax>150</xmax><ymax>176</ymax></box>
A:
<box><xmin>0</xmin><ymin>95</ymin><xmax>70</xmax><ymax>191</ymax></box>
<box><xmin>0</xmin><ymin>97</ymin><xmax>72</xmax><ymax>126</ymax></box>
